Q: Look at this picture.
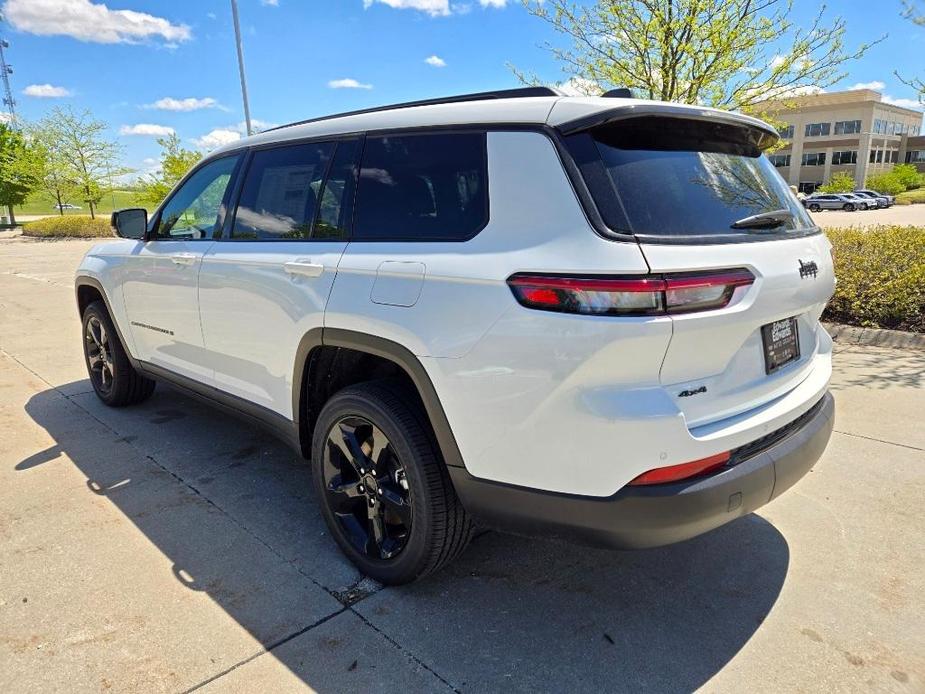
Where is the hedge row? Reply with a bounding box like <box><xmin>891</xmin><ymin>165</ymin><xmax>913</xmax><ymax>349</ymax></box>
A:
<box><xmin>823</xmin><ymin>225</ymin><xmax>925</xmax><ymax>333</ymax></box>
<box><xmin>21</xmin><ymin>215</ymin><xmax>114</xmax><ymax>238</ymax></box>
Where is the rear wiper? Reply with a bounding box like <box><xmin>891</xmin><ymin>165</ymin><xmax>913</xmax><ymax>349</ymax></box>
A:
<box><xmin>730</xmin><ymin>208</ymin><xmax>794</xmax><ymax>230</ymax></box>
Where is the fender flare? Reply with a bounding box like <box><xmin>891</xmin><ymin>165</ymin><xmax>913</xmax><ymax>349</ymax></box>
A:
<box><xmin>292</xmin><ymin>328</ymin><xmax>467</xmax><ymax>470</ymax></box>
<box><xmin>74</xmin><ymin>276</ymin><xmax>140</xmax><ymax>368</ymax></box>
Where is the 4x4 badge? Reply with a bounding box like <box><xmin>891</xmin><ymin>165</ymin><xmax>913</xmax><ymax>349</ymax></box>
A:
<box><xmin>799</xmin><ymin>259</ymin><xmax>818</xmax><ymax>279</ymax></box>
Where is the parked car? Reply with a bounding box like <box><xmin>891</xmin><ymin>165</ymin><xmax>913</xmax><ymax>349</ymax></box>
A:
<box><xmin>803</xmin><ymin>193</ymin><xmax>861</xmax><ymax>211</ymax></box>
<box><xmin>76</xmin><ymin>87</ymin><xmax>836</xmax><ymax>584</ymax></box>
<box><xmin>854</xmin><ymin>189</ymin><xmax>893</xmax><ymax>207</ymax></box>
<box><xmin>53</xmin><ymin>203</ymin><xmax>82</xmax><ymax>210</ymax></box>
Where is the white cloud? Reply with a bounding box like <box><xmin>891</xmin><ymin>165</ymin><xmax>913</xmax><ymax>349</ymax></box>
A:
<box><xmin>425</xmin><ymin>55</ymin><xmax>446</xmax><ymax>67</ymax></box>
<box><xmin>145</xmin><ymin>96</ymin><xmax>223</xmax><ymax>112</ymax></box>
<box><xmin>363</xmin><ymin>0</ymin><xmax>450</xmax><ymax>16</ymax></box>
<box><xmin>191</xmin><ymin>119</ymin><xmax>278</xmax><ymax>150</ymax></box>
<box><xmin>0</xmin><ymin>112</ymin><xmax>13</xmax><ymax>123</ymax></box>
<box><xmin>883</xmin><ymin>95</ymin><xmax>924</xmax><ymax>111</ymax></box>
<box><xmin>206</xmin><ymin>12</ymin><xmax>217</xmax><ymax>19</ymax></box>
<box><xmin>2</xmin><ymin>0</ymin><xmax>192</xmax><ymax>44</ymax></box>
<box><xmin>328</xmin><ymin>78</ymin><xmax>373</xmax><ymax>89</ymax></box>
<box><xmin>261</xmin><ymin>0</ymin><xmax>279</xmax><ymax>5</ymax></box>
<box><xmin>23</xmin><ymin>83</ymin><xmax>72</xmax><ymax>98</ymax></box>
<box><xmin>192</xmin><ymin>128</ymin><xmax>241</xmax><ymax>150</ymax></box>
<box><xmin>120</xmin><ymin>123</ymin><xmax>175</xmax><ymax>136</ymax></box>
<box><xmin>556</xmin><ymin>77</ymin><xmax>601</xmax><ymax>96</ymax></box>
<box><xmin>479</xmin><ymin>0</ymin><xmax>507</xmax><ymax>6</ymax></box>
<box><xmin>770</xmin><ymin>55</ymin><xmax>786</xmax><ymax>69</ymax></box>
<box><xmin>850</xmin><ymin>81</ymin><xmax>886</xmax><ymax>91</ymax></box>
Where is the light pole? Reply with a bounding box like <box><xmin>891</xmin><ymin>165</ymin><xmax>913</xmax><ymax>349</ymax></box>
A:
<box><xmin>230</xmin><ymin>0</ymin><xmax>253</xmax><ymax>136</ymax></box>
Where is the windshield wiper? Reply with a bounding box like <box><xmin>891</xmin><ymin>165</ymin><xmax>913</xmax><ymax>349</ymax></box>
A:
<box><xmin>730</xmin><ymin>208</ymin><xmax>794</xmax><ymax>230</ymax></box>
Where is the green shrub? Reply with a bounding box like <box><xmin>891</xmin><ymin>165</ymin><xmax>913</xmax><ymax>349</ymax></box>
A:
<box><xmin>817</xmin><ymin>171</ymin><xmax>856</xmax><ymax>193</ymax></box>
<box><xmin>864</xmin><ymin>171</ymin><xmax>906</xmax><ymax>196</ymax></box>
<box><xmin>21</xmin><ymin>215</ymin><xmax>114</xmax><ymax>238</ymax></box>
<box><xmin>823</xmin><ymin>226</ymin><xmax>925</xmax><ymax>332</ymax></box>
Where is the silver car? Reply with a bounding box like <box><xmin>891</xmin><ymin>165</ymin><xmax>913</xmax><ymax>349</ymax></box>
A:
<box><xmin>854</xmin><ymin>189</ymin><xmax>893</xmax><ymax>207</ymax></box>
<box><xmin>803</xmin><ymin>194</ymin><xmax>861</xmax><ymax>212</ymax></box>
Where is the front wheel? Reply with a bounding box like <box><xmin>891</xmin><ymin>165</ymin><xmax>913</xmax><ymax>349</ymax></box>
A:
<box><xmin>312</xmin><ymin>381</ymin><xmax>473</xmax><ymax>584</ymax></box>
<box><xmin>809</xmin><ymin>203</ymin><xmax>821</xmax><ymax>212</ymax></box>
<box><xmin>843</xmin><ymin>203</ymin><xmax>856</xmax><ymax>211</ymax></box>
<box><xmin>82</xmin><ymin>301</ymin><xmax>156</xmax><ymax>406</ymax></box>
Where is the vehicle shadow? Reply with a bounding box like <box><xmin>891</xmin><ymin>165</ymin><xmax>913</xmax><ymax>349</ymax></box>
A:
<box><xmin>23</xmin><ymin>382</ymin><xmax>790</xmax><ymax>693</ymax></box>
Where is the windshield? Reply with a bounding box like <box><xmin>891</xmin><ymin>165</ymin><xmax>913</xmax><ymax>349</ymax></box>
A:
<box><xmin>570</xmin><ymin>118</ymin><xmax>815</xmax><ymax>239</ymax></box>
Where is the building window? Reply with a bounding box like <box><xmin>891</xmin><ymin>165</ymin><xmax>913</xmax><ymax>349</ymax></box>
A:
<box><xmin>801</xmin><ymin>152</ymin><xmax>826</xmax><ymax>166</ymax></box>
<box><xmin>906</xmin><ymin>150</ymin><xmax>925</xmax><ymax>163</ymax></box>
<box><xmin>778</xmin><ymin>124</ymin><xmax>794</xmax><ymax>139</ymax></box>
<box><xmin>804</xmin><ymin>122</ymin><xmax>831</xmax><ymax>137</ymax></box>
<box><xmin>886</xmin><ymin>121</ymin><xmax>895</xmax><ymax>135</ymax></box>
<box><xmin>834</xmin><ymin>120</ymin><xmax>862</xmax><ymax>135</ymax></box>
<box><xmin>798</xmin><ymin>182</ymin><xmax>822</xmax><ymax>194</ymax></box>
<box><xmin>832</xmin><ymin>150</ymin><xmax>857</xmax><ymax>165</ymax></box>
<box><xmin>874</xmin><ymin>119</ymin><xmax>882</xmax><ymax>134</ymax></box>
<box><xmin>768</xmin><ymin>154</ymin><xmax>791</xmax><ymax>167</ymax></box>
<box><xmin>888</xmin><ymin>150</ymin><xmax>899</xmax><ymax>163</ymax></box>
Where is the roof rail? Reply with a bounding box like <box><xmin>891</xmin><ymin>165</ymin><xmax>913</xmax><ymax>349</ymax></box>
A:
<box><xmin>263</xmin><ymin>87</ymin><xmax>563</xmax><ymax>133</ymax></box>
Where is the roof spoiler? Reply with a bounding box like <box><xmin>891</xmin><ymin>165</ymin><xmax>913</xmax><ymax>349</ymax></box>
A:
<box><xmin>555</xmin><ymin>103</ymin><xmax>780</xmax><ymax>149</ymax></box>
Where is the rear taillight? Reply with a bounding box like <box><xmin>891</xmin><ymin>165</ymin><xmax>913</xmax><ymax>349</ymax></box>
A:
<box><xmin>507</xmin><ymin>269</ymin><xmax>754</xmax><ymax>316</ymax></box>
<box><xmin>628</xmin><ymin>452</ymin><xmax>731</xmax><ymax>486</ymax></box>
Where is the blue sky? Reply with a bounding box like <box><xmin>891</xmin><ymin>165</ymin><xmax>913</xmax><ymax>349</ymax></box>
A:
<box><xmin>1</xmin><ymin>0</ymin><xmax>922</xmax><ymax>180</ymax></box>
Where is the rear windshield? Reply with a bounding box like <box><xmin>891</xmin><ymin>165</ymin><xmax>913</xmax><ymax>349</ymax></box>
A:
<box><xmin>567</xmin><ymin>118</ymin><xmax>815</xmax><ymax>239</ymax></box>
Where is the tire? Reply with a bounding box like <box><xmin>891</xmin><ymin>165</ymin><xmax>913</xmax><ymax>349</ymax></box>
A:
<box><xmin>82</xmin><ymin>301</ymin><xmax>156</xmax><ymax>407</ymax></box>
<box><xmin>843</xmin><ymin>203</ymin><xmax>855</xmax><ymax>211</ymax></box>
<box><xmin>312</xmin><ymin>381</ymin><xmax>473</xmax><ymax>584</ymax></box>
<box><xmin>858</xmin><ymin>203</ymin><xmax>868</xmax><ymax>210</ymax></box>
<box><xmin>809</xmin><ymin>203</ymin><xmax>821</xmax><ymax>212</ymax></box>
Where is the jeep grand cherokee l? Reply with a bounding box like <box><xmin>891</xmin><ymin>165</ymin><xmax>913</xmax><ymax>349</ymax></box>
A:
<box><xmin>76</xmin><ymin>87</ymin><xmax>835</xmax><ymax>584</ymax></box>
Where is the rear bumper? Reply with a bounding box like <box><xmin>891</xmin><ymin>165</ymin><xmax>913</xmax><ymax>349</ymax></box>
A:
<box><xmin>450</xmin><ymin>392</ymin><xmax>834</xmax><ymax>549</ymax></box>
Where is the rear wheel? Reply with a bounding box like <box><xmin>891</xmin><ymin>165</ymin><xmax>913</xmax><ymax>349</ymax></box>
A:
<box><xmin>809</xmin><ymin>203</ymin><xmax>821</xmax><ymax>212</ymax></box>
<box><xmin>312</xmin><ymin>381</ymin><xmax>473</xmax><ymax>584</ymax></box>
<box><xmin>843</xmin><ymin>203</ymin><xmax>856</xmax><ymax>211</ymax></box>
<box><xmin>82</xmin><ymin>301</ymin><xmax>155</xmax><ymax>407</ymax></box>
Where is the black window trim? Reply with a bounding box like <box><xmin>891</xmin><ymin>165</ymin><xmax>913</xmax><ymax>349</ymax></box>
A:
<box><xmin>220</xmin><ymin>135</ymin><xmax>361</xmax><ymax>243</ymax></box>
<box><xmin>350</xmin><ymin>128</ymin><xmax>491</xmax><ymax>244</ymax></box>
<box><xmin>151</xmin><ymin>119</ymin><xmax>820</xmax><ymax>247</ymax></box>
<box><xmin>146</xmin><ymin>152</ymin><xmax>245</xmax><ymax>242</ymax></box>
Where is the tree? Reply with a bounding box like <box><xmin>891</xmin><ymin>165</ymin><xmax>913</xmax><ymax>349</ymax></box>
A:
<box><xmin>0</xmin><ymin>123</ymin><xmax>44</xmax><ymax>225</ymax></box>
<box><xmin>514</xmin><ymin>0</ymin><xmax>883</xmax><ymax>113</ymax></box>
<box><xmin>135</xmin><ymin>132</ymin><xmax>201</xmax><ymax>208</ymax></box>
<box><xmin>37</xmin><ymin>107</ymin><xmax>123</xmax><ymax>219</ymax></box>
<box><xmin>896</xmin><ymin>2</ymin><xmax>924</xmax><ymax>100</ymax></box>
<box><xmin>818</xmin><ymin>171</ymin><xmax>856</xmax><ymax>194</ymax></box>
<box><xmin>28</xmin><ymin>124</ymin><xmax>79</xmax><ymax>215</ymax></box>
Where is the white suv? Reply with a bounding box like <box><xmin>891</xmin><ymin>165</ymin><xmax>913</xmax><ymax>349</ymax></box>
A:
<box><xmin>76</xmin><ymin>88</ymin><xmax>836</xmax><ymax>584</ymax></box>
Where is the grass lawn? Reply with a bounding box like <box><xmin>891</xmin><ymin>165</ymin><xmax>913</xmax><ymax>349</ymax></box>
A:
<box><xmin>14</xmin><ymin>190</ymin><xmax>149</xmax><ymax>216</ymax></box>
<box><xmin>896</xmin><ymin>189</ymin><xmax>925</xmax><ymax>205</ymax></box>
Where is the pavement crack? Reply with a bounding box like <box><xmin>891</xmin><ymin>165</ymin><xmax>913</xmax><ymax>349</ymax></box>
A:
<box><xmin>833</xmin><ymin>429</ymin><xmax>924</xmax><ymax>452</ymax></box>
<box><xmin>349</xmin><ymin>606</ymin><xmax>461</xmax><ymax>693</ymax></box>
<box><xmin>179</xmin><ymin>607</ymin><xmax>349</xmax><ymax>693</ymax></box>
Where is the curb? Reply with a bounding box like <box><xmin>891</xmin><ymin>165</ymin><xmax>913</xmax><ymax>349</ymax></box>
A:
<box><xmin>824</xmin><ymin>322</ymin><xmax>925</xmax><ymax>351</ymax></box>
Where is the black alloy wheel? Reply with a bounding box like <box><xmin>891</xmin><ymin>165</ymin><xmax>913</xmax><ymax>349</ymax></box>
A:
<box><xmin>85</xmin><ymin>314</ymin><xmax>115</xmax><ymax>396</ymax></box>
<box><xmin>322</xmin><ymin>416</ymin><xmax>413</xmax><ymax>560</ymax></box>
<box><xmin>311</xmin><ymin>381</ymin><xmax>473</xmax><ymax>584</ymax></box>
<box><xmin>81</xmin><ymin>301</ymin><xmax>156</xmax><ymax>406</ymax></box>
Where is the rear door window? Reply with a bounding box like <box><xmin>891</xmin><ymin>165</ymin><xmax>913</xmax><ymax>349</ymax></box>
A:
<box><xmin>232</xmin><ymin>142</ymin><xmax>334</xmax><ymax>240</ymax></box>
<box><xmin>353</xmin><ymin>132</ymin><xmax>488</xmax><ymax>241</ymax></box>
<box><xmin>567</xmin><ymin>118</ymin><xmax>815</xmax><ymax>240</ymax></box>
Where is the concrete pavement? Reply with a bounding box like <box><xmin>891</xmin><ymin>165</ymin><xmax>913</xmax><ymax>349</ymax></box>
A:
<box><xmin>1</xmin><ymin>238</ymin><xmax>923</xmax><ymax>693</ymax></box>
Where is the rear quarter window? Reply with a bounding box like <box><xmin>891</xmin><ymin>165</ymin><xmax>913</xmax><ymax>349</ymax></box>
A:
<box><xmin>353</xmin><ymin>132</ymin><xmax>488</xmax><ymax>241</ymax></box>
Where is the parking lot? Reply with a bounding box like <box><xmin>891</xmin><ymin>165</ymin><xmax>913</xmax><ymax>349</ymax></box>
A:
<box><xmin>809</xmin><ymin>203</ymin><xmax>925</xmax><ymax>228</ymax></box>
<box><xmin>1</xmin><ymin>238</ymin><xmax>923</xmax><ymax>693</ymax></box>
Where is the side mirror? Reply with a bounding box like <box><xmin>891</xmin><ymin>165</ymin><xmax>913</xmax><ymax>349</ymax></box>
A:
<box><xmin>111</xmin><ymin>208</ymin><xmax>148</xmax><ymax>240</ymax></box>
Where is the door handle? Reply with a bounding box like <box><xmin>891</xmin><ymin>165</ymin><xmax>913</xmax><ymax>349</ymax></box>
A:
<box><xmin>171</xmin><ymin>253</ymin><xmax>199</xmax><ymax>266</ymax></box>
<box><xmin>283</xmin><ymin>259</ymin><xmax>325</xmax><ymax>278</ymax></box>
